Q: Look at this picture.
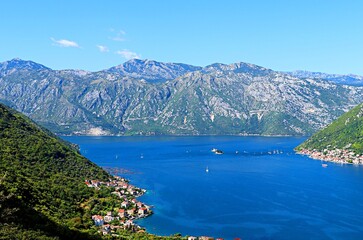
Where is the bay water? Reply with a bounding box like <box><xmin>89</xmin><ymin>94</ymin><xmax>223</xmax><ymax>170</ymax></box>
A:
<box><xmin>63</xmin><ymin>136</ymin><xmax>363</xmax><ymax>240</ymax></box>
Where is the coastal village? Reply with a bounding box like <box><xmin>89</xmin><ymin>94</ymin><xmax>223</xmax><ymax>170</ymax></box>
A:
<box><xmin>298</xmin><ymin>148</ymin><xmax>363</xmax><ymax>165</ymax></box>
<box><xmin>85</xmin><ymin>176</ymin><xmax>152</xmax><ymax>236</ymax></box>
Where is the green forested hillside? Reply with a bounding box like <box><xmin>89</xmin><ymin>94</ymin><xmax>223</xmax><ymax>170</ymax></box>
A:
<box><xmin>0</xmin><ymin>103</ymin><xmax>184</xmax><ymax>239</ymax></box>
<box><xmin>296</xmin><ymin>103</ymin><xmax>363</xmax><ymax>153</ymax></box>
<box><xmin>0</xmin><ymin>103</ymin><xmax>111</xmax><ymax>239</ymax></box>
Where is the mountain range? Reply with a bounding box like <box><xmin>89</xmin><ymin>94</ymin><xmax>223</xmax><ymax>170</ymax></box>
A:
<box><xmin>1</xmin><ymin>58</ymin><xmax>363</xmax><ymax>136</ymax></box>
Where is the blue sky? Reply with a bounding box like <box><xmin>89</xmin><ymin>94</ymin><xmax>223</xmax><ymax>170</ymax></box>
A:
<box><xmin>1</xmin><ymin>0</ymin><xmax>362</xmax><ymax>74</ymax></box>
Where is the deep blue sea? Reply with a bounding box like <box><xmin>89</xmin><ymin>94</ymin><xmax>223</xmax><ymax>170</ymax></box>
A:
<box><xmin>63</xmin><ymin>136</ymin><xmax>363</xmax><ymax>240</ymax></box>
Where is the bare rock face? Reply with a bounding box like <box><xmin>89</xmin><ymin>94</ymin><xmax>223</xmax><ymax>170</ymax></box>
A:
<box><xmin>1</xmin><ymin>58</ymin><xmax>363</xmax><ymax>136</ymax></box>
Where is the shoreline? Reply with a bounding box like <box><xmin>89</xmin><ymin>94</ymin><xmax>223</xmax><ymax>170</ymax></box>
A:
<box><xmin>60</xmin><ymin>132</ymin><xmax>310</xmax><ymax>137</ymax></box>
<box><xmin>297</xmin><ymin>148</ymin><xmax>363</xmax><ymax>165</ymax></box>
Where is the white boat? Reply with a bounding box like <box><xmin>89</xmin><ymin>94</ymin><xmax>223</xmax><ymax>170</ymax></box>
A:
<box><xmin>215</xmin><ymin>149</ymin><xmax>224</xmax><ymax>155</ymax></box>
<box><xmin>211</xmin><ymin>148</ymin><xmax>223</xmax><ymax>154</ymax></box>
<box><xmin>206</xmin><ymin>166</ymin><xmax>209</xmax><ymax>173</ymax></box>
<box><xmin>322</xmin><ymin>163</ymin><xmax>328</xmax><ymax>168</ymax></box>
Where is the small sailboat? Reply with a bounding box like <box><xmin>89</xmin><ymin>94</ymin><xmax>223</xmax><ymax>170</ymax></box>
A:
<box><xmin>206</xmin><ymin>166</ymin><xmax>209</xmax><ymax>173</ymax></box>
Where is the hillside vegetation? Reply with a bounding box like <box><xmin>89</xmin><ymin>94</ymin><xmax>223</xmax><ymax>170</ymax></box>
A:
<box><xmin>0</xmin><ymin>103</ymin><xmax>181</xmax><ymax>239</ymax></box>
<box><xmin>296</xmin><ymin>103</ymin><xmax>363</xmax><ymax>154</ymax></box>
<box><xmin>0</xmin><ymin>102</ymin><xmax>111</xmax><ymax>239</ymax></box>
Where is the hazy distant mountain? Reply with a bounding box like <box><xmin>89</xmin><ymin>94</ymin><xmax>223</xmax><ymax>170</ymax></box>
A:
<box><xmin>1</xmin><ymin>58</ymin><xmax>363</xmax><ymax>136</ymax></box>
<box><xmin>286</xmin><ymin>70</ymin><xmax>363</xmax><ymax>86</ymax></box>
<box><xmin>106</xmin><ymin>59</ymin><xmax>202</xmax><ymax>82</ymax></box>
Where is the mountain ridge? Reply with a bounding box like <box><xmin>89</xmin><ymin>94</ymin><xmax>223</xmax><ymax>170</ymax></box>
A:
<box><xmin>2</xmin><ymin>58</ymin><xmax>362</xmax><ymax>85</ymax></box>
<box><xmin>106</xmin><ymin>58</ymin><xmax>202</xmax><ymax>82</ymax></box>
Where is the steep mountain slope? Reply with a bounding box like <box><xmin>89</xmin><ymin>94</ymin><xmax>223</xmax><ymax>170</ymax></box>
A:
<box><xmin>0</xmin><ymin>103</ymin><xmax>110</xmax><ymax>239</ymax></box>
<box><xmin>1</xmin><ymin>58</ymin><xmax>363</xmax><ymax>136</ymax></box>
<box><xmin>287</xmin><ymin>70</ymin><xmax>363</xmax><ymax>86</ymax></box>
<box><xmin>296</xmin><ymin>103</ymin><xmax>363</xmax><ymax>154</ymax></box>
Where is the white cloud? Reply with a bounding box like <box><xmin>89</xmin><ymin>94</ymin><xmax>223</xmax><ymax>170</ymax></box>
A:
<box><xmin>51</xmin><ymin>38</ymin><xmax>80</xmax><ymax>48</ymax></box>
<box><xmin>115</xmin><ymin>49</ymin><xmax>141</xmax><ymax>60</ymax></box>
<box><xmin>109</xmin><ymin>29</ymin><xmax>126</xmax><ymax>42</ymax></box>
<box><xmin>97</xmin><ymin>45</ymin><xmax>109</xmax><ymax>52</ymax></box>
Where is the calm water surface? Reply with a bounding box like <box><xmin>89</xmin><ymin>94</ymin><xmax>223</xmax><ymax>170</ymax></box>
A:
<box><xmin>63</xmin><ymin>136</ymin><xmax>363</xmax><ymax>240</ymax></box>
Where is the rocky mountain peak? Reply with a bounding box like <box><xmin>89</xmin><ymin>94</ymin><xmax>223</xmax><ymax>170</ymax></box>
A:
<box><xmin>106</xmin><ymin>59</ymin><xmax>202</xmax><ymax>82</ymax></box>
<box><xmin>0</xmin><ymin>58</ymin><xmax>50</xmax><ymax>77</ymax></box>
<box><xmin>1</xmin><ymin>58</ymin><xmax>50</xmax><ymax>71</ymax></box>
